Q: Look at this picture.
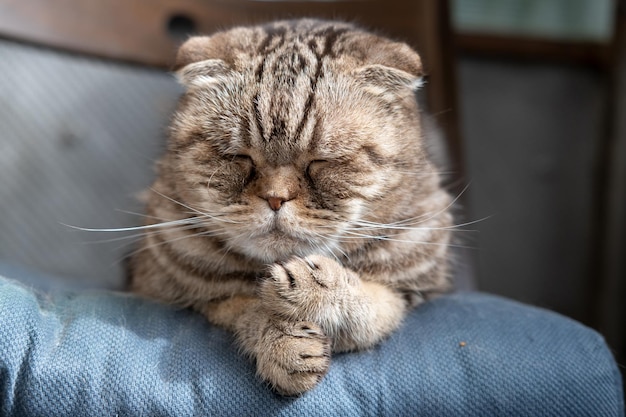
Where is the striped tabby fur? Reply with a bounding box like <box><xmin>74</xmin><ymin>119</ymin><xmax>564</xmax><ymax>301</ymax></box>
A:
<box><xmin>130</xmin><ymin>19</ymin><xmax>452</xmax><ymax>396</ymax></box>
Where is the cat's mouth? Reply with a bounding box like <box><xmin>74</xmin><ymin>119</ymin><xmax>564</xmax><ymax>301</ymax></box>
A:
<box><xmin>235</xmin><ymin>217</ymin><xmax>318</xmax><ymax>262</ymax></box>
<box><xmin>267</xmin><ymin>214</ymin><xmax>294</xmax><ymax>234</ymax></box>
<box><xmin>242</xmin><ymin>231</ymin><xmax>312</xmax><ymax>263</ymax></box>
<box><xmin>266</xmin><ymin>223</ymin><xmax>303</xmax><ymax>244</ymax></box>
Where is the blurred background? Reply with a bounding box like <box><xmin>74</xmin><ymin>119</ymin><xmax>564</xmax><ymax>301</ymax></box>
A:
<box><xmin>0</xmin><ymin>0</ymin><xmax>623</xmax><ymax>372</ymax></box>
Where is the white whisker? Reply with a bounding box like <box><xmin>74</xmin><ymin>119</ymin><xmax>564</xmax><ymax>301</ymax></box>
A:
<box><xmin>328</xmin><ymin>231</ymin><xmax>474</xmax><ymax>250</ymax></box>
<box><xmin>62</xmin><ymin>217</ymin><xmax>203</xmax><ymax>233</ymax></box>
<box><xmin>110</xmin><ymin>224</ymin><xmax>230</xmax><ymax>251</ymax></box>
<box><xmin>114</xmin><ymin>208</ymin><xmax>171</xmax><ymax>222</ymax></box>
<box><xmin>149</xmin><ymin>187</ymin><xmax>206</xmax><ymax>216</ymax></box>
<box><xmin>347</xmin><ymin>216</ymin><xmax>489</xmax><ymax>233</ymax></box>
<box><xmin>121</xmin><ymin>226</ymin><xmax>229</xmax><ymax>261</ymax></box>
<box><xmin>150</xmin><ymin>188</ymin><xmax>242</xmax><ymax>224</ymax></box>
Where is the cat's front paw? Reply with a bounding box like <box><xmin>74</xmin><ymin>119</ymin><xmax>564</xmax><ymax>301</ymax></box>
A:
<box><xmin>260</xmin><ymin>255</ymin><xmax>360</xmax><ymax>326</ymax></box>
<box><xmin>256</xmin><ymin>319</ymin><xmax>331</xmax><ymax>396</ymax></box>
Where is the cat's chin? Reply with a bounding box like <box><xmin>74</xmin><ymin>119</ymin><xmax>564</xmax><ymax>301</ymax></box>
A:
<box><xmin>236</xmin><ymin>231</ymin><xmax>320</xmax><ymax>264</ymax></box>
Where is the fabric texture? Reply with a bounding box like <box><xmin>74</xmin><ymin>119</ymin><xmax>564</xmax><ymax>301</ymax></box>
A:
<box><xmin>0</xmin><ymin>275</ymin><xmax>622</xmax><ymax>417</ymax></box>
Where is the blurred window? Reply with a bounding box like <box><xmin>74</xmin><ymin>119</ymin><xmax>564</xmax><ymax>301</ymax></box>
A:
<box><xmin>452</xmin><ymin>0</ymin><xmax>615</xmax><ymax>42</ymax></box>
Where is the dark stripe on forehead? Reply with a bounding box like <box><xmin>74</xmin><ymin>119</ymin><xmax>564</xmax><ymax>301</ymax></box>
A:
<box><xmin>268</xmin><ymin>118</ymin><xmax>287</xmax><ymax>142</ymax></box>
<box><xmin>257</xmin><ymin>24</ymin><xmax>289</xmax><ymax>54</ymax></box>
<box><xmin>311</xmin><ymin>26</ymin><xmax>349</xmax><ymax>58</ymax></box>
<box><xmin>255</xmin><ymin>57</ymin><xmax>266</xmax><ymax>83</ymax></box>
<box><xmin>293</xmin><ymin>27</ymin><xmax>349</xmax><ymax>142</ymax></box>
<box><xmin>253</xmin><ymin>23</ymin><xmax>351</xmax><ymax>144</ymax></box>
<box><xmin>252</xmin><ymin>93</ymin><xmax>265</xmax><ymax>141</ymax></box>
<box><xmin>255</xmin><ymin>25</ymin><xmax>290</xmax><ymax>83</ymax></box>
<box><xmin>254</xmin><ymin>25</ymin><xmax>299</xmax><ymax>142</ymax></box>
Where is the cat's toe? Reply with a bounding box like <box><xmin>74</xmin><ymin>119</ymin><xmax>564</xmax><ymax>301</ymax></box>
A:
<box><xmin>256</xmin><ymin>320</ymin><xmax>331</xmax><ymax>396</ymax></box>
<box><xmin>262</xmin><ymin>256</ymin><xmax>341</xmax><ymax>298</ymax></box>
<box><xmin>259</xmin><ymin>256</ymin><xmax>359</xmax><ymax>324</ymax></box>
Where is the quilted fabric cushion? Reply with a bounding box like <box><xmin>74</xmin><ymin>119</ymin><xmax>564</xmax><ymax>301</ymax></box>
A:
<box><xmin>0</xmin><ymin>276</ymin><xmax>622</xmax><ymax>416</ymax></box>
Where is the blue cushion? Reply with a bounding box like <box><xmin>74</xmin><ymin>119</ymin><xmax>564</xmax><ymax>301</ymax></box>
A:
<box><xmin>0</xmin><ymin>276</ymin><xmax>622</xmax><ymax>416</ymax></box>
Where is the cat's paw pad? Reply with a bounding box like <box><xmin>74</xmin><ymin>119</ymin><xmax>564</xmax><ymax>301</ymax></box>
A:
<box><xmin>256</xmin><ymin>320</ymin><xmax>331</xmax><ymax>396</ymax></box>
<box><xmin>260</xmin><ymin>255</ymin><xmax>358</xmax><ymax>321</ymax></box>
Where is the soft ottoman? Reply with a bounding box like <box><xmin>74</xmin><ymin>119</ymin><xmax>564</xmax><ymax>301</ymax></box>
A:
<box><xmin>0</xmin><ymin>276</ymin><xmax>622</xmax><ymax>416</ymax></box>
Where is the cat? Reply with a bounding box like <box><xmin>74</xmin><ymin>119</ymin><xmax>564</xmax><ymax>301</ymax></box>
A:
<box><xmin>129</xmin><ymin>18</ymin><xmax>453</xmax><ymax>396</ymax></box>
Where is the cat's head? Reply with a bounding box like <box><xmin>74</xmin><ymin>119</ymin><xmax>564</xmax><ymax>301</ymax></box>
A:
<box><xmin>161</xmin><ymin>20</ymin><xmax>440</xmax><ymax>263</ymax></box>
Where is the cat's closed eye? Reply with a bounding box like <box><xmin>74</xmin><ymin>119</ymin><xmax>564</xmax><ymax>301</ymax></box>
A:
<box><xmin>306</xmin><ymin>160</ymin><xmax>329</xmax><ymax>179</ymax></box>
<box><xmin>230</xmin><ymin>154</ymin><xmax>256</xmax><ymax>182</ymax></box>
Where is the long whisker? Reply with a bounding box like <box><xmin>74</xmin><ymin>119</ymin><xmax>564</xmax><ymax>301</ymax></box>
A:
<box><xmin>149</xmin><ymin>188</ymin><xmax>242</xmax><ymax>224</ymax></box>
<box><xmin>336</xmin><ymin>183</ymin><xmax>473</xmax><ymax>232</ymax></box>
<box><xmin>387</xmin><ymin>168</ymin><xmax>458</xmax><ymax>177</ymax></box>
<box><xmin>61</xmin><ymin>217</ymin><xmax>204</xmax><ymax>233</ymax></box>
<box><xmin>148</xmin><ymin>187</ymin><xmax>205</xmax><ymax>216</ymax></box>
<box><xmin>402</xmin><ymin>183</ymin><xmax>470</xmax><ymax>226</ymax></box>
<box><xmin>114</xmin><ymin>208</ymin><xmax>172</xmax><ymax>222</ymax></box>
<box><xmin>328</xmin><ymin>231</ymin><xmax>475</xmax><ymax>250</ymax></box>
<box><xmin>347</xmin><ymin>216</ymin><xmax>490</xmax><ymax>232</ymax></box>
<box><xmin>119</xmin><ymin>227</ymin><xmax>230</xmax><ymax>262</ymax></box>
<box><xmin>308</xmin><ymin>230</ymin><xmax>348</xmax><ymax>262</ymax></box>
<box><xmin>93</xmin><ymin>222</ymin><xmax>224</xmax><ymax>246</ymax></box>
<box><xmin>64</xmin><ymin>188</ymin><xmax>242</xmax><ymax>237</ymax></box>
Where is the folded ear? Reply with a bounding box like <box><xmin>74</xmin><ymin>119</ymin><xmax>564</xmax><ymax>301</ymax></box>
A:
<box><xmin>353</xmin><ymin>64</ymin><xmax>424</xmax><ymax>97</ymax></box>
<box><xmin>173</xmin><ymin>29</ymin><xmax>253</xmax><ymax>88</ymax></box>
<box><xmin>345</xmin><ymin>33</ymin><xmax>424</xmax><ymax>96</ymax></box>
<box><xmin>357</xmin><ymin>38</ymin><xmax>424</xmax><ymax>78</ymax></box>
<box><xmin>174</xmin><ymin>30</ymin><xmax>243</xmax><ymax>70</ymax></box>
<box><xmin>176</xmin><ymin>58</ymin><xmax>233</xmax><ymax>88</ymax></box>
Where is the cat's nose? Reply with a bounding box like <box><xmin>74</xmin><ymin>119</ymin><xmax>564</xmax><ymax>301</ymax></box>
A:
<box><xmin>266</xmin><ymin>197</ymin><xmax>285</xmax><ymax>211</ymax></box>
<box><xmin>257</xmin><ymin>166</ymin><xmax>300</xmax><ymax>211</ymax></box>
<box><xmin>260</xmin><ymin>193</ymin><xmax>297</xmax><ymax>211</ymax></box>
